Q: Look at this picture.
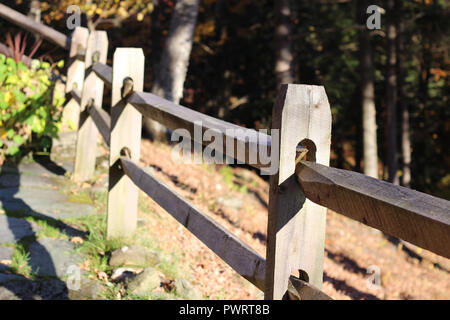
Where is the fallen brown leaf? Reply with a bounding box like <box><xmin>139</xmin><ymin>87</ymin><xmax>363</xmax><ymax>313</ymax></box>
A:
<box><xmin>97</xmin><ymin>271</ymin><xmax>108</xmax><ymax>282</ymax></box>
<box><xmin>79</xmin><ymin>260</ymin><xmax>90</xmax><ymax>271</ymax></box>
<box><xmin>71</xmin><ymin>236</ymin><xmax>84</xmax><ymax>244</ymax></box>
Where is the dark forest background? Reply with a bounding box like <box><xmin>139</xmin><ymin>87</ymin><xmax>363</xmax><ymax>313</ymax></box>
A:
<box><xmin>1</xmin><ymin>0</ymin><xmax>449</xmax><ymax>199</ymax></box>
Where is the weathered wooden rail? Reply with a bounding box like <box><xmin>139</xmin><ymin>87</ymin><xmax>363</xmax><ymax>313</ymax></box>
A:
<box><xmin>1</xmin><ymin>5</ymin><xmax>449</xmax><ymax>300</ymax></box>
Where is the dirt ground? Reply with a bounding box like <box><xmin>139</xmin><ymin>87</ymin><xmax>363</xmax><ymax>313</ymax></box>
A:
<box><xmin>137</xmin><ymin>139</ymin><xmax>450</xmax><ymax>300</ymax></box>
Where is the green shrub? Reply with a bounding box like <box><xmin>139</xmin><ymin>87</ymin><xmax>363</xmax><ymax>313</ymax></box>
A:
<box><xmin>0</xmin><ymin>54</ymin><xmax>65</xmax><ymax>164</ymax></box>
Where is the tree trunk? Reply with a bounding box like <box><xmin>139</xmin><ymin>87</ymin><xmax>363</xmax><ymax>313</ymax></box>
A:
<box><xmin>384</xmin><ymin>0</ymin><xmax>398</xmax><ymax>184</ymax></box>
<box><xmin>274</xmin><ymin>0</ymin><xmax>295</xmax><ymax>87</ymax></box>
<box><xmin>358</xmin><ymin>0</ymin><xmax>379</xmax><ymax>178</ymax></box>
<box><xmin>143</xmin><ymin>0</ymin><xmax>200</xmax><ymax>142</ymax></box>
<box><xmin>396</xmin><ymin>0</ymin><xmax>411</xmax><ymax>187</ymax></box>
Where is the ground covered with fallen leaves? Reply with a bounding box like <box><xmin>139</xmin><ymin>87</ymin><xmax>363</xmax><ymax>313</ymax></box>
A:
<box><xmin>137</xmin><ymin>139</ymin><xmax>449</xmax><ymax>300</ymax></box>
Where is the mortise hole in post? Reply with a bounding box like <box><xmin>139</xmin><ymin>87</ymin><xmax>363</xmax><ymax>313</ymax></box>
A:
<box><xmin>120</xmin><ymin>147</ymin><xmax>131</xmax><ymax>158</ymax></box>
<box><xmin>298</xmin><ymin>269</ymin><xmax>309</xmax><ymax>282</ymax></box>
<box><xmin>298</xmin><ymin>139</ymin><xmax>317</xmax><ymax>162</ymax></box>
<box><xmin>121</xmin><ymin>77</ymin><xmax>134</xmax><ymax>98</ymax></box>
<box><xmin>86</xmin><ymin>98</ymin><xmax>94</xmax><ymax>109</ymax></box>
<box><xmin>291</xmin><ymin>269</ymin><xmax>310</xmax><ymax>283</ymax></box>
<box><xmin>92</xmin><ymin>50</ymin><xmax>100</xmax><ymax>64</ymax></box>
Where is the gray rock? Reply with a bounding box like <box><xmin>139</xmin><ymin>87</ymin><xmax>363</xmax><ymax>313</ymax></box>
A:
<box><xmin>0</xmin><ymin>174</ymin><xmax>21</xmax><ymax>188</ymax></box>
<box><xmin>0</xmin><ymin>246</ymin><xmax>14</xmax><ymax>271</ymax></box>
<box><xmin>217</xmin><ymin>196</ymin><xmax>242</xmax><ymax>210</ymax></box>
<box><xmin>0</xmin><ymin>246</ymin><xmax>13</xmax><ymax>260</ymax></box>
<box><xmin>51</xmin><ymin>131</ymin><xmax>77</xmax><ymax>157</ymax></box>
<box><xmin>0</xmin><ymin>216</ymin><xmax>35</xmax><ymax>244</ymax></box>
<box><xmin>150</xmin><ymin>292</ymin><xmax>173</xmax><ymax>300</ymax></box>
<box><xmin>1</xmin><ymin>161</ymin><xmax>73</xmax><ymax>178</ymax></box>
<box><xmin>173</xmin><ymin>278</ymin><xmax>202</xmax><ymax>300</ymax></box>
<box><xmin>0</xmin><ymin>174</ymin><xmax>63</xmax><ymax>189</ymax></box>
<box><xmin>0</xmin><ymin>273</ymin><xmax>24</xmax><ymax>283</ymax></box>
<box><xmin>28</xmin><ymin>238</ymin><xmax>82</xmax><ymax>277</ymax></box>
<box><xmin>109</xmin><ymin>245</ymin><xmax>160</xmax><ymax>268</ymax></box>
<box><xmin>111</xmin><ymin>267</ymin><xmax>138</xmax><ymax>283</ymax></box>
<box><xmin>0</xmin><ymin>188</ymin><xmax>96</xmax><ymax>219</ymax></box>
<box><xmin>127</xmin><ymin>268</ymin><xmax>161</xmax><ymax>295</ymax></box>
<box><xmin>68</xmin><ymin>278</ymin><xmax>103</xmax><ymax>300</ymax></box>
<box><xmin>0</xmin><ymin>278</ymin><xmax>69</xmax><ymax>300</ymax></box>
<box><xmin>0</xmin><ymin>273</ymin><xmax>101</xmax><ymax>300</ymax></box>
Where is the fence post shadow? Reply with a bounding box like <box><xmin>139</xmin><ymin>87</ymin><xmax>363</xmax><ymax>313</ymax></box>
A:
<box><xmin>0</xmin><ymin>153</ymin><xmax>84</xmax><ymax>300</ymax></box>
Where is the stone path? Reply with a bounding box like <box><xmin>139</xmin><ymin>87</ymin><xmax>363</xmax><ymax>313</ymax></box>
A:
<box><xmin>0</xmin><ymin>132</ymin><xmax>102</xmax><ymax>300</ymax></box>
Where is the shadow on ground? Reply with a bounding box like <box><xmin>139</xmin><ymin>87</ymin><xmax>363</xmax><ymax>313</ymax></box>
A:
<box><xmin>0</xmin><ymin>153</ymin><xmax>85</xmax><ymax>300</ymax></box>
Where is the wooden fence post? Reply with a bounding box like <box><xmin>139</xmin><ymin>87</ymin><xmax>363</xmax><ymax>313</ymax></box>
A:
<box><xmin>73</xmin><ymin>31</ymin><xmax>108</xmax><ymax>182</ymax></box>
<box><xmin>107</xmin><ymin>48</ymin><xmax>145</xmax><ymax>239</ymax></box>
<box><xmin>63</xmin><ymin>26</ymin><xmax>88</xmax><ymax>130</ymax></box>
<box><xmin>265</xmin><ymin>84</ymin><xmax>332</xmax><ymax>300</ymax></box>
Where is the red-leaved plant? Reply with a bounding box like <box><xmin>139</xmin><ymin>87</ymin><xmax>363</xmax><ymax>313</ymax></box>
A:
<box><xmin>0</xmin><ymin>32</ymin><xmax>42</xmax><ymax>65</ymax></box>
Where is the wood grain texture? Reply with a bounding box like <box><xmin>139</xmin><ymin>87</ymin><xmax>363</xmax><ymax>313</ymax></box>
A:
<box><xmin>63</xmin><ymin>27</ymin><xmax>89</xmax><ymax>130</ymax></box>
<box><xmin>107</xmin><ymin>48</ymin><xmax>144</xmax><ymax>239</ymax></box>
<box><xmin>127</xmin><ymin>91</ymin><xmax>291</xmax><ymax>170</ymax></box>
<box><xmin>92</xmin><ymin>62</ymin><xmax>112</xmax><ymax>87</ymax></box>
<box><xmin>65</xmin><ymin>27</ymin><xmax>89</xmax><ymax>93</ymax></box>
<box><xmin>88</xmin><ymin>105</ymin><xmax>110</xmax><ymax>146</ymax></box>
<box><xmin>73</xmin><ymin>31</ymin><xmax>108</xmax><ymax>182</ymax></box>
<box><xmin>120</xmin><ymin>156</ymin><xmax>266</xmax><ymax>290</ymax></box>
<box><xmin>296</xmin><ymin>160</ymin><xmax>450</xmax><ymax>259</ymax></box>
<box><xmin>265</xmin><ymin>84</ymin><xmax>331</xmax><ymax>300</ymax></box>
<box><xmin>0</xmin><ymin>3</ymin><xmax>69</xmax><ymax>49</ymax></box>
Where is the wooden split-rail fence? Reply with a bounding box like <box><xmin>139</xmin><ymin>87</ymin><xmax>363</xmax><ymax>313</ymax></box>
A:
<box><xmin>1</xmin><ymin>4</ymin><xmax>449</xmax><ymax>300</ymax></box>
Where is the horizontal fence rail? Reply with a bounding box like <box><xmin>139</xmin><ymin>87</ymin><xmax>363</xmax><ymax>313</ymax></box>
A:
<box><xmin>64</xmin><ymin>55</ymin><xmax>450</xmax><ymax>297</ymax></box>
<box><xmin>296</xmin><ymin>161</ymin><xmax>450</xmax><ymax>259</ymax></box>
<box><xmin>92</xmin><ymin>62</ymin><xmax>112</xmax><ymax>87</ymax></box>
<box><xmin>120</xmin><ymin>156</ymin><xmax>266</xmax><ymax>290</ymax></box>
<box><xmin>3</xmin><ymin>2</ymin><xmax>449</xmax><ymax>299</ymax></box>
<box><xmin>127</xmin><ymin>91</ymin><xmax>303</xmax><ymax>169</ymax></box>
<box><xmin>0</xmin><ymin>3</ymin><xmax>69</xmax><ymax>50</ymax></box>
<box><xmin>88</xmin><ymin>105</ymin><xmax>111</xmax><ymax>146</ymax></box>
<box><xmin>71</xmin><ymin>88</ymin><xmax>82</xmax><ymax>105</ymax></box>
